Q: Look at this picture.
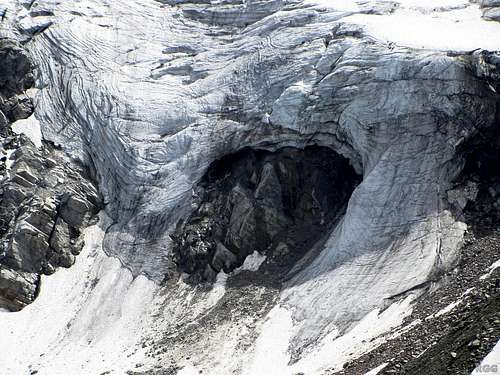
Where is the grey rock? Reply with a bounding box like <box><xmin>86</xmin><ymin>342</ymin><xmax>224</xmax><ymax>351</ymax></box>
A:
<box><xmin>0</xmin><ymin>39</ymin><xmax>102</xmax><ymax>311</ymax></box>
<box><xmin>0</xmin><ymin>265</ymin><xmax>39</xmax><ymax>311</ymax></box>
<box><xmin>60</xmin><ymin>194</ymin><xmax>91</xmax><ymax>228</ymax></box>
<box><xmin>173</xmin><ymin>147</ymin><xmax>359</xmax><ymax>281</ymax></box>
<box><xmin>0</xmin><ymin>40</ymin><xmax>34</xmax><ymax>98</ymax></box>
<box><xmin>0</xmin><ymin>138</ymin><xmax>101</xmax><ymax>309</ymax></box>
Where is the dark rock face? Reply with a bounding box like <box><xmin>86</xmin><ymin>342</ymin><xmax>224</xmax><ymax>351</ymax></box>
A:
<box><xmin>0</xmin><ymin>40</ymin><xmax>102</xmax><ymax>311</ymax></box>
<box><xmin>172</xmin><ymin>146</ymin><xmax>360</xmax><ymax>282</ymax></box>
<box><xmin>0</xmin><ymin>39</ymin><xmax>35</xmax><ymax>124</ymax></box>
<box><xmin>460</xmin><ymin>126</ymin><xmax>500</xmax><ymax>227</ymax></box>
<box><xmin>0</xmin><ymin>138</ymin><xmax>101</xmax><ymax>311</ymax></box>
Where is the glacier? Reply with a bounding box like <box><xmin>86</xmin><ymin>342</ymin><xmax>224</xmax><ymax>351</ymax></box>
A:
<box><xmin>0</xmin><ymin>0</ymin><xmax>499</xmax><ymax>374</ymax></box>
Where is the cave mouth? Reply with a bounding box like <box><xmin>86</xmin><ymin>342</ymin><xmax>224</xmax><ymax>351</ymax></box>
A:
<box><xmin>459</xmin><ymin>122</ymin><xmax>500</xmax><ymax>231</ymax></box>
<box><xmin>171</xmin><ymin>145</ymin><xmax>361</xmax><ymax>284</ymax></box>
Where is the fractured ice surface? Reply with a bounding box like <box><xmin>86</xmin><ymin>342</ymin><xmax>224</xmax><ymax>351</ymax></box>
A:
<box><xmin>0</xmin><ymin>0</ymin><xmax>499</xmax><ymax>373</ymax></box>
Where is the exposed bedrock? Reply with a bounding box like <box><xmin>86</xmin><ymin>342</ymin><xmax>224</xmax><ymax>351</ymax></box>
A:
<box><xmin>457</xmin><ymin>111</ymin><xmax>500</xmax><ymax>229</ymax></box>
<box><xmin>172</xmin><ymin>146</ymin><xmax>360</xmax><ymax>282</ymax></box>
<box><xmin>0</xmin><ymin>40</ymin><xmax>102</xmax><ymax>311</ymax></box>
<box><xmin>0</xmin><ymin>39</ymin><xmax>34</xmax><ymax>135</ymax></box>
<box><xmin>0</xmin><ymin>138</ymin><xmax>102</xmax><ymax>311</ymax></box>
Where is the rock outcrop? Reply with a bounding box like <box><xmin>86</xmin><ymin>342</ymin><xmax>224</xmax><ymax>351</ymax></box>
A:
<box><xmin>172</xmin><ymin>146</ymin><xmax>360</xmax><ymax>282</ymax></box>
<box><xmin>0</xmin><ymin>40</ymin><xmax>101</xmax><ymax>311</ymax></box>
<box><xmin>0</xmin><ymin>39</ymin><xmax>34</xmax><ymax>137</ymax></box>
<box><xmin>0</xmin><ymin>138</ymin><xmax>101</xmax><ymax>311</ymax></box>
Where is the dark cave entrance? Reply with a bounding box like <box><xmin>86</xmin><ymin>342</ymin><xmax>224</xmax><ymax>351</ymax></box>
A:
<box><xmin>171</xmin><ymin>145</ymin><xmax>361</xmax><ymax>283</ymax></box>
<box><xmin>458</xmin><ymin>121</ymin><xmax>500</xmax><ymax>231</ymax></box>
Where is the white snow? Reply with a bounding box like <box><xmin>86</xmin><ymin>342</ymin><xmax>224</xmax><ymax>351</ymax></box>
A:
<box><xmin>364</xmin><ymin>362</ymin><xmax>389</xmax><ymax>375</ymax></box>
<box><xmin>0</xmin><ymin>213</ymin><xmax>158</xmax><ymax>375</ymax></box>
<box><xmin>4</xmin><ymin>148</ymin><xmax>15</xmax><ymax>171</ymax></box>
<box><xmin>480</xmin><ymin>259</ymin><xmax>500</xmax><ymax>280</ymax></box>
<box><xmin>307</xmin><ymin>0</ymin><xmax>500</xmax><ymax>51</ymax></box>
<box><xmin>471</xmin><ymin>340</ymin><xmax>500</xmax><ymax>375</ymax></box>
<box><xmin>245</xmin><ymin>295</ymin><xmax>415</xmax><ymax>374</ymax></box>
<box><xmin>238</xmin><ymin>251</ymin><xmax>266</xmax><ymax>272</ymax></box>
<box><xmin>344</xmin><ymin>5</ymin><xmax>500</xmax><ymax>52</ymax></box>
<box><xmin>205</xmin><ymin>271</ymin><xmax>229</xmax><ymax>307</ymax></box>
<box><xmin>177</xmin><ymin>364</ymin><xmax>201</xmax><ymax>375</ymax></box>
<box><xmin>11</xmin><ymin>114</ymin><xmax>43</xmax><ymax>148</ymax></box>
<box><xmin>244</xmin><ymin>305</ymin><xmax>294</xmax><ymax>375</ymax></box>
<box><xmin>429</xmin><ymin>299</ymin><xmax>463</xmax><ymax>318</ymax></box>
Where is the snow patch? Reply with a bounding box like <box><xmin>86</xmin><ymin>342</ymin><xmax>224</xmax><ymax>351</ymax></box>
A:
<box><xmin>433</xmin><ymin>299</ymin><xmax>462</xmax><ymax>318</ymax></box>
<box><xmin>480</xmin><ymin>259</ymin><xmax>500</xmax><ymax>280</ymax></box>
<box><xmin>0</xmin><ymin>213</ymin><xmax>158</xmax><ymax>375</ymax></box>
<box><xmin>177</xmin><ymin>364</ymin><xmax>201</xmax><ymax>375</ymax></box>
<box><xmin>365</xmin><ymin>362</ymin><xmax>389</xmax><ymax>375</ymax></box>
<box><xmin>238</xmin><ymin>251</ymin><xmax>266</xmax><ymax>272</ymax></box>
<box><xmin>11</xmin><ymin>114</ymin><xmax>43</xmax><ymax>148</ymax></box>
<box><xmin>244</xmin><ymin>305</ymin><xmax>294</xmax><ymax>375</ymax></box>
<box><xmin>343</xmin><ymin>5</ymin><xmax>500</xmax><ymax>51</ymax></box>
<box><xmin>294</xmin><ymin>295</ymin><xmax>415</xmax><ymax>373</ymax></box>
<box><xmin>245</xmin><ymin>295</ymin><xmax>415</xmax><ymax>374</ymax></box>
<box><xmin>205</xmin><ymin>271</ymin><xmax>229</xmax><ymax>307</ymax></box>
<box><xmin>4</xmin><ymin>148</ymin><xmax>15</xmax><ymax>171</ymax></box>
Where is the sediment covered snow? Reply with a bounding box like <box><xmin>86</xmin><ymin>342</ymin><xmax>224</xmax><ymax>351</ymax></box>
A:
<box><xmin>364</xmin><ymin>362</ymin><xmax>389</xmax><ymax>375</ymax></box>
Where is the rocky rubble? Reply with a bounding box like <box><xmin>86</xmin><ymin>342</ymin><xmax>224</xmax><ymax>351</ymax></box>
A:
<box><xmin>0</xmin><ymin>39</ymin><xmax>34</xmax><ymax>125</ymax></box>
<box><xmin>333</xmin><ymin>221</ymin><xmax>500</xmax><ymax>375</ymax></box>
<box><xmin>172</xmin><ymin>146</ymin><xmax>360</xmax><ymax>282</ymax></box>
<box><xmin>0</xmin><ymin>39</ymin><xmax>101</xmax><ymax>311</ymax></box>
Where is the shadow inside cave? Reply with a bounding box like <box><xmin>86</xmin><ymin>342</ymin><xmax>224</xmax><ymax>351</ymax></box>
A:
<box><xmin>170</xmin><ymin>145</ymin><xmax>361</xmax><ymax>289</ymax></box>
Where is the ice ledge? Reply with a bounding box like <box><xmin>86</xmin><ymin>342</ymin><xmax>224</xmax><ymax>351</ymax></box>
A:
<box><xmin>307</xmin><ymin>0</ymin><xmax>500</xmax><ymax>51</ymax></box>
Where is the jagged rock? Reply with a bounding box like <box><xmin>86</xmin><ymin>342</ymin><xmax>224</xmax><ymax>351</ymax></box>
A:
<box><xmin>173</xmin><ymin>146</ymin><xmax>360</xmax><ymax>281</ymax></box>
<box><xmin>0</xmin><ymin>138</ymin><xmax>101</xmax><ymax>309</ymax></box>
<box><xmin>59</xmin><ymin>194</ymin><xmax>92</xmax><ymax>228</ymax></box>
<box><xmin>0</xmin><ymin>38</ymin><xmax>102</xmax><ymax>311</ymax></box>
<box><xmin>0</xmin><ymin>265</ymin><xmax>39</xmax><ymax>311</ymax></box>
<box><xmin>0</xmin><ymin>40</ymin><xmax>34</xmax><ymax>98</ymax></box>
